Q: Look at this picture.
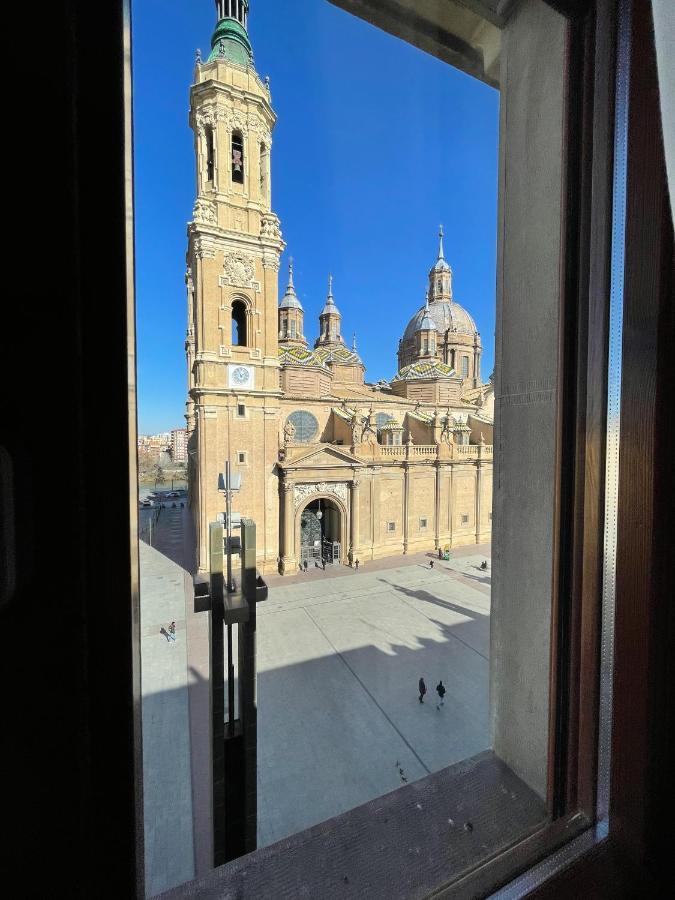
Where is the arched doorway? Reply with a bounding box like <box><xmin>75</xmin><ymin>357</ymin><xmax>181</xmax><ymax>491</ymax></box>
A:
<box><xmin>298</xmin><ymin>497</ymin><xmax>343</xmax><ymax>567</ymax></box>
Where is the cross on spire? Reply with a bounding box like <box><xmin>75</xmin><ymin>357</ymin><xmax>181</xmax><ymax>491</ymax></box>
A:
<box><xmin>438</xmin><ymin>223</ymin><xmax>445</xmax><ymax>260</ymax></box>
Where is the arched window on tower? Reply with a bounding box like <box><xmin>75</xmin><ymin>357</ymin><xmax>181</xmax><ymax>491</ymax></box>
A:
<box><xmin>232</xmin><ymin>131</ymin><xmax>244</xmax><ymax>184</ymax></box>
<box><xmin>205</xmin><ymin>126</ymin><xmax>215</xmax><ymax>183</ymax></box>
<box><xmin>260</xmin><ymin>143</ymin><xmax>269</xmax><ymax>200</ymax></box>
<box><xmin>232</xmin><ymin>300</ymin><xmax>248</xmax><ymax>346</ymax></box>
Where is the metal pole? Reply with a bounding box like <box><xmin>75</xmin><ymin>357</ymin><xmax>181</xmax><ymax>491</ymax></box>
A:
<box><xmin>226</xmin><ymin>460</ymin><xmax>233</xmax><ymax>593</ymax></box>
<box><xmin>227</xmin><ymin>623</ymin><xmax>235</xmax><ymax>735</ymax></box>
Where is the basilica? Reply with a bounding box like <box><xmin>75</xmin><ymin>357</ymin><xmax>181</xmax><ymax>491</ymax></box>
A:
<box><xmin>186</xmin><ymin>0</ymin><xmax>494</xmax><ymax>575</ymax></box>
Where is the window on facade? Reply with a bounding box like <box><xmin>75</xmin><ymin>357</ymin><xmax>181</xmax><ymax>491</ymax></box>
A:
<box><xmin>420</xmin><ymin>518</ymin><xmax>427</xmax><ymax>529</ymax></box>
<box><xmin>237</xmin><ymin>404</ymin><xmax>245</xmax><ymax>418</ymax></box>
<box><xmin>387</xmin><ymin>522</ymin><xmax>396</xmax><ymax>532</ymax></box>
<box><xmin>205</xmin><ymin>125</ymin><xmax>215</xmax><ymax>182</ymax></box>
<box><xmin>461</xmin><ymin>514</ymin><xmax>469</xmax><ymax>524</ymax></box>
<box><xmin>286</xmin><ymin>410</ymin><xmax>318</xmax><ymax>443</ymax></box>
<box><xmin>232</xmin><ymin>131</ymin><xmax>244</xmax><ymax>184</ymax></box>
<box><xmin>462</xmin><ymin>356</ymin><xmax>469</xmax><ymax>377</ymax></box>
<box><xmin>238</xmin><ymin>452</ymin><xmax>247</xmax><ymax>464</ymax></box>
<box><xmin>260</xmin><ymin>142</ymin><xmax>269</xmax><ymax>197</ymax></box>
<box><xmin>231</xmin><ymin>300</ymin><xmax>247</xmax><ymax>346</ymax></box>
<box><xmin>289</xmin><ymin>319</ymin><xmax>296</xmax><ymax>338</ymax></box>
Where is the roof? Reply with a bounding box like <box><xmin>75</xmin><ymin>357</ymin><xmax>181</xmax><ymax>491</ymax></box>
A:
<box><xmin>314</xmin><ymin>346</ymin><xmax>363</xmax><ymax>366</ymax></box>
<box><xmin>207</xmin><ymin>17</ymin><xmax>253</xmax><ymax>65</ymax></box>
<box><xmin>278</xmin><ymin>346</ymin><xmax>329</xmax><ymax>370</ymax></box>
<box><xmin>391</xmin><ymin>360</ymin><xmax>457</xmax><ymax>382</ymax></box>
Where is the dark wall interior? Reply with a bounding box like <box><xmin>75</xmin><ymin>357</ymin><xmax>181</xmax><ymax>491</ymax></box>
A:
<box><xmin>1</xmin><ymin>1</ymin><xmax>672</xmax><ymax>896</ymax></box>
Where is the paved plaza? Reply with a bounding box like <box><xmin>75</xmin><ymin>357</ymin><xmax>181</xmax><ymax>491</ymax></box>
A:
<box><xmin>258</xmin><ymin>551</ymin><xmax>491</xmax><ymax>847</ymax></box>
<box><xmin>139</xmin><ymin>507</ymin><xmax>491</xmax><ymax>894</ymax></box>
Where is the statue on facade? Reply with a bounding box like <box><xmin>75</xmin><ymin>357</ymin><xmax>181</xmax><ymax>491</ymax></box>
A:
<box><xmin>361</xmin><ymin>407</ymin><xmax>377</xmax><ymax>444</ymax></box>
<box><xmin>283</xmin><ymin>420</ymin><xmax>296</xmax><ymax>444</ymax></box>
<box><xmin>440</xmin><ymin>415</ymin><xmax>451</xmax><ymax>444</ymax></box>
<box><xmin>350</xmin><ymin>412</ymin><xmax>361</xmax><ymax>445</ymax></box>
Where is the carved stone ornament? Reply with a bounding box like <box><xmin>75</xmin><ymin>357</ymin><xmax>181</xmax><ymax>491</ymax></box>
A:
<box><xmin>260</xmin><ymin>214</ymin><xmax>282</xmax><ymax>241</ymax></box>
<box><xmin>294</xmin><ymin>482</ymin><xmax>349</xmax><ymax>509</ymax></box>
<box><xmin>193</xmin><ymin>199</ymin><xmax>217</xmax><ymax>225</ymax></box>
<box><xmin>223</xmin><ymin>252</ymin><xmax>255</xmax><ymax>286</ymax></box>
<box><xmin>193</xmin><ymin>235</ymin><xmax>216</xmax><ymax>259</ymax></box>
<box><xmin>195</xmin><ymin>109</ymin><xmax>217</xmax><ymax>132</ymax></box>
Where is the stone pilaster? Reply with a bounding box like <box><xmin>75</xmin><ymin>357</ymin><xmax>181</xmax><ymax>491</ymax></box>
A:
<box><xmin>349</xmin><ymin>479</ymin><xmax>361</xmax><ymax>566</ymax></box>
<box><xmin>280</xmin><ymin>480</ymin><xmax>295</xmax><ymax>574</ymax></box>
<box><xmin>434</xmin><ymin>462</ymin><xmax>442</xmax><ymax>550</ymax></box>
<box><xmin>403</xmin><ymin>464</ymin><xmax>410</xmax><ymax>554</ymax></box>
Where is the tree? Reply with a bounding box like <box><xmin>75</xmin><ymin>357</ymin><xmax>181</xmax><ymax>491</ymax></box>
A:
<box><xmin>154</xmin><ymin>465</ymin><xmax>166</xmax><ymax>487</ymax></box>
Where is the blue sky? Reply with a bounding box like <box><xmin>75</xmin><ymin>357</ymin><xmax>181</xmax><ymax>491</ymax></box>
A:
<box><xmin>133</xmin><ymin>0</ymin><xmax>499</xmax><ymax>434</ymax></box>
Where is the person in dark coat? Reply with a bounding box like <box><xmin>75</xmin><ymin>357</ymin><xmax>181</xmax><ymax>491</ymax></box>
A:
<box><xmin>430</xmin><ymin>560</ymin><xmax>434</xmax><ymax>569</ymax></box>
<box><xmin>303</xmin><ymin>559</ymin><xmax>308</xmax><ymax>572</ymax></box>
<box><xmin>436</xmin><ymin>680</ymin><xmax>446</xmax><ymax>710</ymax></box>
<box><xmin>418</xmin><ymin>677</ymin><xmax>427</xmax><ymax>704</ymax></box>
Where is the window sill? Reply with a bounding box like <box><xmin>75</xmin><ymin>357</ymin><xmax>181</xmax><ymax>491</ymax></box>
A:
<box><xmin>158</xmin><ymin>750</ymin><xmax>558</xmax><ymax>899</ymax></box>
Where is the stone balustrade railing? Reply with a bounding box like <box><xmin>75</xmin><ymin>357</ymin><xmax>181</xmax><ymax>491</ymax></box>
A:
<box><xmin>281</xmin><ymin>441</ymin><xmax>493</xmax><ymax>463</ymax></box>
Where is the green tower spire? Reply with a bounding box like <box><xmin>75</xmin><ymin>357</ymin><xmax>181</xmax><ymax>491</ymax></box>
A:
<box><xmin>208</xmin><ymin>0</ymin><xmax>253</xmax><ymax>66</ymax></box>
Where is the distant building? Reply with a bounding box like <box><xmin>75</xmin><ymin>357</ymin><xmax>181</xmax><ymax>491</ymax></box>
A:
<box><xmin>137</xmin><ymin>432</ymin><xmax>171</xmax><ymax>463</ymax></box>
<box><xmin>171</xmin><ymin>428</ymin><xmax>188</xmax><ymax>463</ymax></box>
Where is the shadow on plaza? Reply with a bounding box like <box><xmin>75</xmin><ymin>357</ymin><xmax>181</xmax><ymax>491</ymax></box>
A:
<box><xmin>377</xmin><ymin>577</ymin><xmax>490</xmax><ymax>621</ymax></box>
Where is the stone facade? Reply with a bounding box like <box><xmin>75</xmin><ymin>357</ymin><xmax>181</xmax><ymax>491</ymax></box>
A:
<box><xmin>186</xmin><ymin>5</ymin><xmax>493</xmax><ymax>574</ymax></box>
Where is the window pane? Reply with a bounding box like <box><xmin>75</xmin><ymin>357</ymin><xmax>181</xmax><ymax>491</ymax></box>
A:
<box><xmin>132</xmin><ymin>0</ymin><xmax>570</xmax><ymax>892</ymax></box>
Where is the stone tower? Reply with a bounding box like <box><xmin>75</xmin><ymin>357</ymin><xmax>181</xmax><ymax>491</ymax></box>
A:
<box><xmin>187</xmin><ymin>0</ymin><xmax>285</xmax><ymax>571</ymax></box>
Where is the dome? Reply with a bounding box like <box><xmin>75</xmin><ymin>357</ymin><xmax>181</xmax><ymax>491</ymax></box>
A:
<box><xmin>403</xmin><ymin>300</ymin><xmax>477</xmax><ymax>341</ymax></box>
<box><xmin>416</xmin><ymin>310</ymin><xmax>436</xmax><ymax>332</ymax></box>
<box><xmin>279</xmin><ymin>260</ymin><xmax>303</xmax><ymax>310</ymax></box>
<box><xmin>279</xmin><ymin>290</ymin><xmax>303</xmax><ymax>310</ymax></box>
<box><xmin>320</xmin><ymin>296</ymin><xmax>341</xmax><ymax>317</ymax></box>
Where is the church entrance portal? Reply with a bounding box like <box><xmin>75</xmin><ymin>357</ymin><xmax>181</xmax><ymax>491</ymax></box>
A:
<box><xmin>300</xmin><ymin>498</ymin><xmax>342</xmax><ymax>566</ymax></box>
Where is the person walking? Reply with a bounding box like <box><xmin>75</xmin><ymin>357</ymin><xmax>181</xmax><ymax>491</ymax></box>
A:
<box><xmin>168</xmin><ymin>621</ymin><xmax>177</xmax><ymax>641</ymax></box>
<box><xmin>322</xmin><ymin>559</ymin><xmax>326</xmax><ymax>571</ymax></box>
<box><xmin>355</xmin><ymin>559</ymin><xmax>360</xmax><ymax>570</ymax></box>
<box><xmin>418</xmin><ymin>677</ymin><xmax>427</xmax><ymax>704</ymax></box>
<box><xmin>436</xmin><ymin>680</ymin><xmax>446</xmax><ymax>710</ymax></box>
<box><xmin>303</xmin><ymin>559</ymin><xmax>308</xmax><ymax>572</ymax></box>
<box><xmin>430</xmin><ymin>559</ymin><xmax>434</xmax><ymax>569</ymax></box>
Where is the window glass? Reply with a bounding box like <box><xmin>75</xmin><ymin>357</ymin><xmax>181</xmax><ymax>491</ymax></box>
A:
<box><xmin>287</xmin><ymin>410</ymin><xmax>319</xmax><ymax>443</ymax></box>
<box><xmin>132</xmin><ymin>0</ymin><xmax>569</xmax><ymax>892</ymax></box>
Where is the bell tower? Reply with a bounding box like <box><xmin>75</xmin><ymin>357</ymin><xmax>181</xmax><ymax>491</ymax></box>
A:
<box><xmin>187</xmin><ymin>0</ymin><xmax>285</xmax><ymax>571</ymax></box>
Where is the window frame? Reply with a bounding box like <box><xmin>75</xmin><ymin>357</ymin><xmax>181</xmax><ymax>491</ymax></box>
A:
<box><xmin>21</xmin><ymin>0</ymin><xmax>670</xmax><ymax>897</ymax></box>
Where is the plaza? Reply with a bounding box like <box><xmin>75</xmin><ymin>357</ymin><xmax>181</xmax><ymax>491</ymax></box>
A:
<box><xmin>258</xmin><ymin>552</ymin><xmax>491</xmax><ymax>847</ymax></box>
<box><xmin>139</xmin><ymin>503</ymin><xmax>490</xmax><ymax>895</ymax></box>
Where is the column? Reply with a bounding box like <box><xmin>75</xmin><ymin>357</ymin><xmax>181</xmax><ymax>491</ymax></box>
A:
<box><xmin>434</xmin><ymin>462</ymin><xmax>441</xmax><ymax>550</ymax></box>
<box><xmin>475</xmin><ymin>459</ymin><xmax>482</xmax><ymax>544</ymax></box>
<box><xmin>280</xmin><ymin>480</ymin><xmax>295</xmax><ymax>574</ymax></box>
<box><xmin>403</xmin><ymin>464</ymin><xmax>409</xmax><ymax>554</ymax></box>
<box><xmin>350</xmin><ymin>479</ymin><xmax>361</xmax><ymax>566</ymax></box>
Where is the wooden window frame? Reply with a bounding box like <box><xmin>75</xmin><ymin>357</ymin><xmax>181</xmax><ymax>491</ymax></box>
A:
<box><xmin>9</xmin><ymin>0</ymin><xmax>669</xmax><ymax>897</ymax></box>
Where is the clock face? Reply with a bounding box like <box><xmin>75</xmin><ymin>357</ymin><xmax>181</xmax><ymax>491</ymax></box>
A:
<box><xmin>230</xmin><ymin>365</ymin><xmax>253</xmax><ymax>389</ymax></box>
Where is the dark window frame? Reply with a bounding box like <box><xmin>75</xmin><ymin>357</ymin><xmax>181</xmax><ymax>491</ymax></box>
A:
<box><xmin>12</xmin><ymin>0</ymin><xmax>669</xmax><ymax>896</ymax></box>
